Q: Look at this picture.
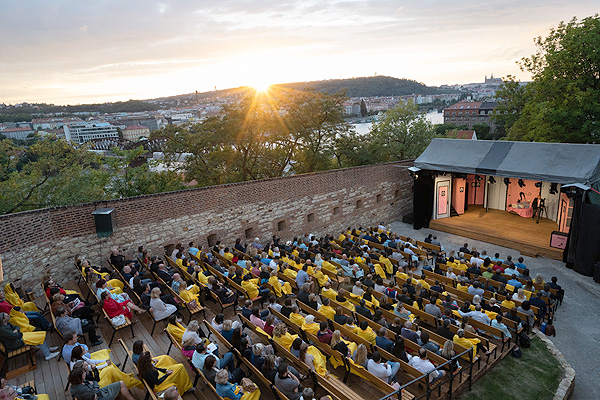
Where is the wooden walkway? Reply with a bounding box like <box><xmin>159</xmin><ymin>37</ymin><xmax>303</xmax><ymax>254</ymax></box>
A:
<box><xmin>430</xmin><ymin>206</ymin><xmax>563</xmax><ymax>260</ymax></box>
<box><xmin>5</xmin><ymin>279</ymin><xmax>389</xmax><ymax>400</ymax></box>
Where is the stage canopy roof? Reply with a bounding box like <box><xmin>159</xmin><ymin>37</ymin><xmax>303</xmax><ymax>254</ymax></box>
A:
<box><xmin>415</xmin><ymin>139</ymin><xmax>600</xmax><ymax>185</ymax></box>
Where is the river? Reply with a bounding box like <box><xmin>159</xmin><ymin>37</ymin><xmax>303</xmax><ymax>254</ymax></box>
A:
<box><xmin>351</xmin><ymin>111</ymin><xmax>444</xmax><ymax>135</ymax></box>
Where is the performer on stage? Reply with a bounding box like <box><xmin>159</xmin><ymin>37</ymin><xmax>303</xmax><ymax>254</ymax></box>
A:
<box><xmin>532</xmin><ymin>194</ymin><xmax>545</xmax><ymax>224</ymax></box>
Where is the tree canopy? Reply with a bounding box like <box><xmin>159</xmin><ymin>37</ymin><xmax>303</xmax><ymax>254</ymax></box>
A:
<box><xmin>0</xmin><ymin>136</ymin><xmax>185</xmax><ymax>214</ymax></box>
<box><xmin>367</xmin><ymin>100</ymin><xmax>435</xmax><ymax>161</ymax></box>
<box><xmin>495</xmin><ymin>15</ymin><xmax>600</xmax><ymax>143</ymax></box>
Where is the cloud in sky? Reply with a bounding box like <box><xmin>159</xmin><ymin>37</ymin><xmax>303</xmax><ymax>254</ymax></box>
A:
<box><xmin>0</xmin><ymin>0</ymin><xmax>597</xmax><ymax>104</ymax></box>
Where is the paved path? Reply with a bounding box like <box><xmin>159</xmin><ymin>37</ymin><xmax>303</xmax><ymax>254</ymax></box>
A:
<box><xmin>389</xmin><ymin>221</ymin><xmax>600</xmax><ymax>400</ymax></box>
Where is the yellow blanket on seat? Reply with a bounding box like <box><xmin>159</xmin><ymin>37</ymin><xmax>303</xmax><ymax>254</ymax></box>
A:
<box><xmin>90</xmin><ymin>349</ymin><xmax>142</xmax><ymax>389</ymax></box>
<box><xmin>9</xmin><ymin>308</ymin><xmax>36</xmax><ymax>333</ymax></box>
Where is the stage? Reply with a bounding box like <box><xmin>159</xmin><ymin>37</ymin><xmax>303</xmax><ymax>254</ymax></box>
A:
<box><xmin>429</xmin><ymin>206</ymin><xmax>564</xmax><ymax>260</ymax></box>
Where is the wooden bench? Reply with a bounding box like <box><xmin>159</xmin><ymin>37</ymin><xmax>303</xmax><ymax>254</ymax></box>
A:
<box><xmin>293</xmin><ymin>301</ymin><xmax>428</xmax><ymax>395</ymax></box>
<box><xmin>203</xmin><ymin>317</ymin><xmax>290</xmax><ymax>399</ymax></box>
<box><xmin>118</xmin><ymin>339</ymin><xmax>181</xmax><ymax>400</ymax></box>
<box><xmin>269</xmin><ymin>330</ymin><xmax>358</xmax><ymax>400</ymax></box>
<box><xmin>164</xmin><ymin>256</ymin><xmax>206</xmax><ymax>324</ymax></box>
<box><xmin>102</xmin><ymin>308</ymin><xmax>135</xmax><ymax>347</ymax></box>
<box><xmin>0</xmin><ymin>341</ymin><xmax>36</xmax><ymax>380</ymax></box>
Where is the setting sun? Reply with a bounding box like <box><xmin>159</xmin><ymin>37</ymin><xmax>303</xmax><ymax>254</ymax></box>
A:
<box><xmin>251</xmin><ymin>81</ymin><xmax>272</xmax><ymax>93</ymax></box>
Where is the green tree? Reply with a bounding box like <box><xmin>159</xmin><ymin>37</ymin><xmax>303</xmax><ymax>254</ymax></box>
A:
<box><xmin>154</xmin><ymin>122</ymin><xmax>230</xmax><ymax>186</ymax></box>
<box><xmin>472</xmin><ymin>123</ymin><xmax>492</xmax><ymax>140</ymax></box>
<box><xmin>493</xmin><ymin>75</ymin><xmax>528</xmax><ymax>139</ymax></box>
<box><xmin>281</xmin><ymin>90</ymin><xmax>350</xmax><ymax>173</ymax></box>
<box><xmin>368</xmin><ymin>100</ymin><xmax>435</xmax><ymax>161</ymax></box>
<box><xmin>360</xmin><ymin>100</ymin><xmax>368</xmax><ymax>117</ymax></box>
<box><xmin>505</xmin><ymin>15</ymin><xmax>600</xmax><ymax>143</ymax></box>
<box><xmin>332</xmin><ymin>130</ymin><xmax>374</xmax><ymax>168</ymax></box>
<box><xmin>433</xmin><ymin>123</ymin><xmax>460</xmax><ymax>137</ymax></box>
<box><xmin>105</xmin><ymin>146</ymin><xmax>186</xmax><ymax>198</ymax></box>
<box><xmin>0</xmin><ymin>136</ymin><xmax>109</xmax><ymax>214</ymax></box>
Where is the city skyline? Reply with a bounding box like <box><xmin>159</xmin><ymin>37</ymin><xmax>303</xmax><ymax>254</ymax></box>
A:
<box><xmin>0</xmin><ymin>1</ymin><xmax>597</xmax><ymax>105</ymax></box>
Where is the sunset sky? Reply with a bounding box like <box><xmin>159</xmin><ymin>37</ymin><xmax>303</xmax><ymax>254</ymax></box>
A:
<box><xmin>0</xmin><ymin>1</ymin><xmax>597</xmax><ymax>105</ymax></box>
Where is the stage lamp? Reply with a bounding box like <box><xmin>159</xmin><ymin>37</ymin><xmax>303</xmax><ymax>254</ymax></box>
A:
<box><xmin>518</xmin><ymin>179</ymin><xmax>525</xmax><ymax>188</ymax></box>
<box><xmin>489</xmin><ymin>176</ymin><xmax>496</xmax><ymax>184</ymax></box>
<box><xmin>535</xmin><ymin>181</ymin><xmax>542</xmax><ymax>188</ymax></box>
<box><xmin>504</xmin><ymin>178</ymin><xmax>511</xmax><ymax>186</ymax></box>
<box><xmin>550</xmin><ymin>183</ymin><xmax>558</xmax><ymax>194</ymax></box>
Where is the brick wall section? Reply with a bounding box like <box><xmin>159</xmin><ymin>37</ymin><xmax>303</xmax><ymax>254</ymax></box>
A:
<box><xmin>0</xmin><ymin>161</ymin><xmax>413</xmax><ymax>294</ymax></box>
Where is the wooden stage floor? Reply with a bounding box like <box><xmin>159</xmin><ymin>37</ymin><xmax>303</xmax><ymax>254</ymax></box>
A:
<box><xmin>429</xmin><ymin>206</ymin><xmax>564</xmax><ymax>260</ymax></box>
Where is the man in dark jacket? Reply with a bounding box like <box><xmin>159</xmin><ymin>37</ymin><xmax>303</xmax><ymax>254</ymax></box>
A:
<box><xmin>355</xmin><ymin>299</ymin><xmax>374</xmax><ymax>320</ymax></box>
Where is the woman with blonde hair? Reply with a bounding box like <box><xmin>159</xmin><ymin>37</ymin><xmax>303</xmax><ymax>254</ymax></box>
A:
<box><xmin>512</xmin><ymin>288</ymin><xmax>527</xmax><ymax>303</ymax></box>
<box><xmin>441</xmin><ymin>340</ymin><xmax>460</xmax><ymax>372</ymax></box>
<box><xmin>149</xmin><ymin>287</ymin><xmax>177</xmax><ymax>321</ymax></box>
<box><xmin>182</xmin><ymin>320</ymin><xmax>205</xmax><ymax>345</ymax></box>
<box><xmin>351</xmin><ymin>343</ymin><xmax>368</xmax><ymax>368</ymax></box>
<box><xmin>272</xmin><ymin>323</ymin><xmax>298</xmax><ymax>350</ymax></box>
<box><xmin>329</xmin><ymin>330</ymin><xmax>357</xmax><ymax>369</ymax></box>
<box><xmin>534</xmin><ymin>274</ymin><xmax>545</xmax><ymax>286</ymax></box>
<box><xmin>215</xmin><ymin>368</ymin><xmax>260</xmax><ymax>400</ymax></box>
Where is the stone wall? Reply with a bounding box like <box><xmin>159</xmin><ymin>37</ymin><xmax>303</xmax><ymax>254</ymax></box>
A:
<box><xmin>0</xmin><ymin>161</ymin><xmax>413</xmax><ymax>294</ymax></box>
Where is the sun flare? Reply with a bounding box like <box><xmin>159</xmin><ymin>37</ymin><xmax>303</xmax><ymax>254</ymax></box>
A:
<box><xmin>250</xmin><ymin>80</ymin><xmax>272</xmax><ymax>93</ymax></box>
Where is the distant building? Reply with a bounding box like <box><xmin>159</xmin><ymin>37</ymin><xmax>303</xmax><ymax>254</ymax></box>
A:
<box><xmin>121</xmin><ymin>125</ymin><xmax>150</xmax><ymax>141</ymax></box>
<box><xmin>32</xmin><ymin>117</ymin><xmax>82</xmax><ymax>130</ymax></box>
<box><xmin>1</xmin><ymin>127</ymin><xmax>34</xmax><ymax>140</ymax></box>
<box><xmin>446</xmin><ymin>130</ymin><xmax>477</xmax><ymax>140</ymax></box>
<box><xmin>64</xmin><ymin>121</ymin><xmax>119</xmax><ymax>144</ymax></box>
<box><xmin>112</xmin><ymin>117</ymin><xmax>163</xmax><ymax>132</ymax></box>
<box><xmin>443</xmin><ymin>100</ymin><xmax>497</xmax><ymax>131</ymax></box>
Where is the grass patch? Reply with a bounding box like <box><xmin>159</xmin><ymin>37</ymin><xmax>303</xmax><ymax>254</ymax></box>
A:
<box><xmin>459</xmin><ymin>336</ymin><xmax>562</xmax><ymax>400</ymax></box>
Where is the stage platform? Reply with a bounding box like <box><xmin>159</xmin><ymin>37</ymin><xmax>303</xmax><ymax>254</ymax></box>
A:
<box><xmin>429</xmin><ymin>206</ymin><xmax>564</xmax><ymax>260</ymax></box>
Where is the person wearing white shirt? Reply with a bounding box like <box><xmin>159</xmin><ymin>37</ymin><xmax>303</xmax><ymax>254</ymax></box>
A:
<box><xmin>470</xmin><ymin>253</ymin><xmax>484</xmax><ymax>267</ymax></box>
<box><xmin>390</xmin><ymin>251</ymin><xmax>408</xmax><ymax>268</ymax></box>
<box><xmin>458</xmin><ymin>305</ymin><xmax>491</xmax><ymax>325</ymax></box>
<box><xmin>366</xmin><ymin>351</ymin><xmax>401</xmax><ymax>383</ymax></box>
<box><xmin>269</xmin><ymin>297</ymin><xmax>283</xmax><ymax>313</ymax></box>
<box><xmin>409</xmin><ymin>347</ymin><xmax>446</xmax><ymax>383</ymax></box>
<box><xmin>374</xmin><ymin>282</ymin><xmax>386</xmax><ymax>294</ymax></box>
<box><xmin>446</xmin><ymin>267</ymin><xmax>457</xmax><ymax>281</ymax></box>
<box><xmin>491</xmin><ymin>315</ymin><xmax>512</xmax><ymax>340</ymax></box>
<box><xmin>352</xmin><ymin>282</ymin><xmax>365</xmax><ymax>297</ymax></box>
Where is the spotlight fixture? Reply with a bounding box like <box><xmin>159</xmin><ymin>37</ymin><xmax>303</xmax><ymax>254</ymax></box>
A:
<box><xmin>549</xmin><ymin>183</ymin><xmax>558</xmax><ymax>194</ymax></box>
<box><xmin>518</xmin><ymin>179</ymin><xmax>525</xmax><ymax>188</ymax></box>
<box><xmin>488</xmin><ymin>176</ymin><xmax>496</xmax><ymax>184</ymax></box>
<box><xmin>535</xmin><ymin>181</ymin><xmax>542</xmax><ymax>188</ymax></box>
<box><xmin>504</xmin><ymin>178</ymin><xmax>511</xmax><ymax>186</ymax></box>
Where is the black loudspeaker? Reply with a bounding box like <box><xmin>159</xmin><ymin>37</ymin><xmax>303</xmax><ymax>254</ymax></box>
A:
<box><xmin>92</xmin><ymin>208</ymin><xmax>115</xmax><ymax>238</ymax></box>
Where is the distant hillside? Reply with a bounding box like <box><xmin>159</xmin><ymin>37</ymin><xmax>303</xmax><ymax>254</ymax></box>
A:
<box><xmin>276</xmin><ymin>76</ymin><xmax>455</xmax><ymax>97</ymax></box>
<box><xmin>0</xmin><ymin>100</ymin><xmax>160</xmax><ymax>122</ymax></box>
<box><xmin>150</xmin><ymin>76</ymin><xmax>458</xmax><ymax>105</ymax></box>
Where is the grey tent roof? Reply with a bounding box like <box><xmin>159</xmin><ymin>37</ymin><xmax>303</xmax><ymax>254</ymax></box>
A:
<box><xmin>415</xmin><ymin>139</ymin><xmax>600</xmax><ymax>185</ymax></box>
